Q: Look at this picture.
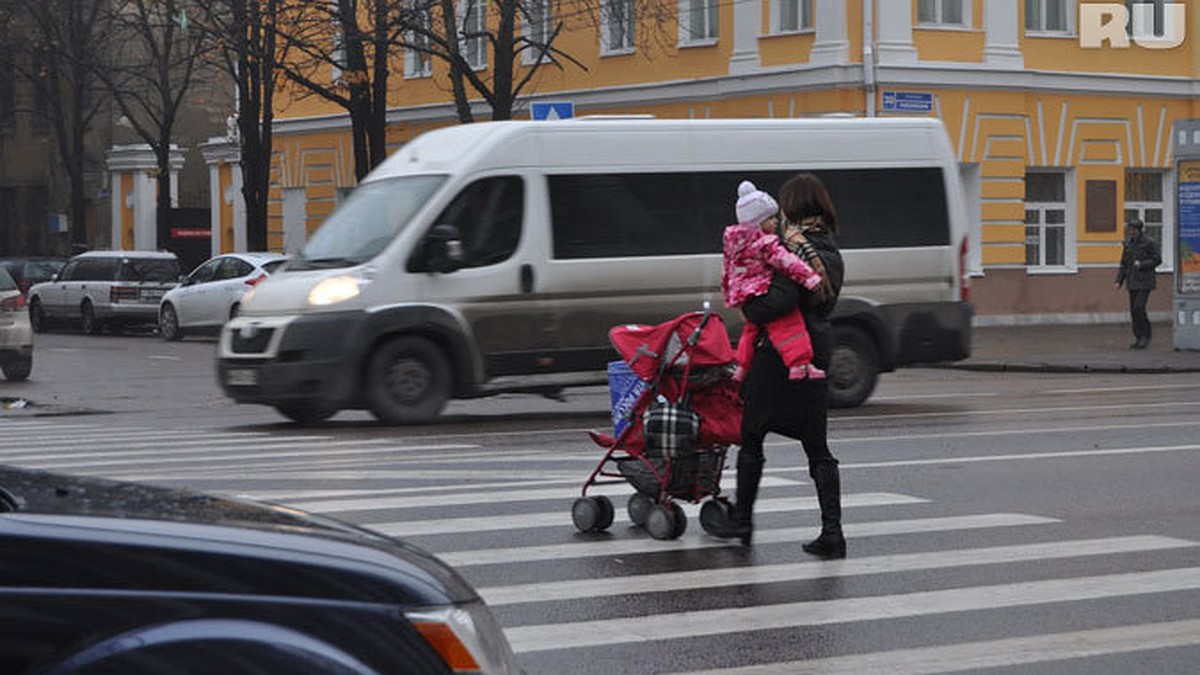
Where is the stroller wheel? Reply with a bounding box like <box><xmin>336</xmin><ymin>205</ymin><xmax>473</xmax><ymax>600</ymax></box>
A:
<box><xmin>572</xmin><ymin>497</ymin><xmax>606</xmax><ymax>533</ymax></box>
<box><xmin>594</xmin><ymin>495</ymin><xmax>615</xmax><ymax>530</ymax></box>
<box><xmin>627</xmin><ymin>493</ymin><xmax>654</xmax><ymax>527</ymax></box>
<box><xmin>699</xmin><ymin>498</ymin><xmax>731</xmax><ymax>535</ymax></box>
<box><xmin>645</xmin><ymin>504</ymin><xmax>679</xmax><ymax>540</ymax></box>
<box><xmin>671</xmin><ymin>502</ymin><xmax>687</xmax><ymax>538</ymax></box>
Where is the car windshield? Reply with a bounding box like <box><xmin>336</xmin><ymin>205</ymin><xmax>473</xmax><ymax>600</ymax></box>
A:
<box><xmin>26</xmin><ymin>260</ymin><xmax>64</xmax><ymax>282</ymax></box>
<box><xmin>119</xmin><ymin>258</ymin><xmax>180</xmax><ymax>282</ymax></box>
<box><xmin>291</xmin><ymin>175</ymin><xmax>446</xmax><ymax>270</ymax></box>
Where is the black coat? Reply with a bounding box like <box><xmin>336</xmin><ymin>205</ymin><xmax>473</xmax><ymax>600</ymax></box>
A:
<box><xmin>1116</xmin><ymin>233</ymin><xmax>1162</xmax><ymax>292</ymax></box>
<box><xmin>737</xmin><ymin>228</ymin><xmax>844</xmax><ymax>438</ymax></box>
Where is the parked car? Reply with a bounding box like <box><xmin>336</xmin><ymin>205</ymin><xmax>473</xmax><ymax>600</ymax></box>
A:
<box><xmin>0</xmin><ymin>465</ymin><xmax>522</xmax><ymax>674</ymax></box>
<box><xmin>0</xmin><ymin>266</ymin><xmax>33</xmax><ymax>381</ymax></box>
<box><xmin>0</xmin><ymin>257</ymin><xmax>67</xmax><ymax>295</ymax></box>
<box><xmin>26</xmin><ymin>250</ymin><xmax>181</xmax><ymax>335</ymax></box>
<box><xmin>158</xmin><ymin>252</ymin><xmax>288</xmax><ymax>341</ymax></box>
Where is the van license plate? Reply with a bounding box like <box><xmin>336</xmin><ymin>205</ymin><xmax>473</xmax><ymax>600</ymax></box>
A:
<box><xmin>227</xmin><ymin>368</ymin><xmax>258</xmax><ymax>386</ymax></box>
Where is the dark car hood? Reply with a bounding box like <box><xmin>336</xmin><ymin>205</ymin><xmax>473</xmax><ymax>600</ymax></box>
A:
<box><xmin>0</xmin><ymin>465</ymin><xmax>476</xmax><ymax>606</ymax></box>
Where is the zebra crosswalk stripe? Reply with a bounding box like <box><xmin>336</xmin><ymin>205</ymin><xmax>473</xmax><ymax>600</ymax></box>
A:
<box><xmin>673</xmin><ymin>619</ymin><xmax>1200</xmax><ymax>674</ymax></box>
<box><xmin>505</xmin><ymin>567</ymin><xmax>1200</xmax><ymax>653</ymax></box>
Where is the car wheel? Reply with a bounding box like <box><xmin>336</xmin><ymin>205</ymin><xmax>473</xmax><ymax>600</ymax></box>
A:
<box><xmin>80</xmin><ymin>301</ymin><xmax>101</xmax><ymax>336</ymax></box>
<box><xmin>827</xmin><ymin>325</ymin><xmax>880</xmax><ymax>409</ymax></box>
<box><xmin>1</xmin><ymin>356</ymin><xmax>32</xmax><ymax>381</ymax></box>
<box><xmin>159</xmin><ymin>303</ymin><xmax>183</xmax><ymax>341</ymax></box>
<box><xmin>366</xmin><ymin>336</ymin><xmax>451</xmax><ymax>425</ymax></box>
<box><xmin>28</xmin><ymin>299</ymin><xmax>46</xmax><ymax>334</ymax></box>
<box><xmin>275</xmin><ymin>401</ymin><xmax>336</xmax><ymax>426</ymax></box>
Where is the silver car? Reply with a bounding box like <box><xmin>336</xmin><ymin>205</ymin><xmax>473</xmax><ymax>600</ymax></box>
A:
<box><xmin>27</xmin><ymin>250</ymin><xmax>181</xmax><ymax>335</ymax></box>
<box><xmin>0</xmin><ymin>265</ymin><xmax>33</xmax><ymax>380</ymax></box>
<box><xmin>158</xmin><ymin>252</ymin><xmax>288</xmax><ymax>341</ymax></box>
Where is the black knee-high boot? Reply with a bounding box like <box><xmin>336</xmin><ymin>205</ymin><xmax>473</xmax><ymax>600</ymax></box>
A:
<box><xmin>713</xmin><ymin>445</ymin><xmax>763</xmax><ymax>545</ymax></box>
<box><xmin>802</xmin><ymin>460</ymin><xmax>846</xmax><ymax>559</ymax></box>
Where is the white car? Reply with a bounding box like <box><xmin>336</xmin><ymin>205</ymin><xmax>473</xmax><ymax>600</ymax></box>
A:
<box><xmin>0</xmin><ymin>265</ymin><xmax>33</xmax><ymax>380</ymax></box>
<box><xmin>158</xmin><ymin>252</ymin><xmax>287</xmax><ymax>341</ymax></box>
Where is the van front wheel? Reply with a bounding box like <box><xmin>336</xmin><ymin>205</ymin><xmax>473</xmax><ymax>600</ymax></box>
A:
<box><xmin>366</xmin><ymin>336</ymin><xmax>451</xmax><ymax>425</ymax></box>
<box><xmin>827</xmin><ymin>325</ymin><xmax>879</xmax><ymax>409</ymax></box>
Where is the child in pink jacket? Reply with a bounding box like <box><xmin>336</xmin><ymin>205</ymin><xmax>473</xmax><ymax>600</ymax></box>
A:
<box><xmin>722</xmin><ymin>181</ymin><xmax>824</xmax><ymax>381</ymax></box>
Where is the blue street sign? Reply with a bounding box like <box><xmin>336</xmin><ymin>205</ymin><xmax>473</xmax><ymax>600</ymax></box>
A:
<box><xmin>881</xmin><ymin>91</ymin><xmax>934</xmax><ymax>113</ymax></box>
<box><xmin>531</xmin><ymin>101</ymin><xmax>575</xmax><ymax>120</ymax></box>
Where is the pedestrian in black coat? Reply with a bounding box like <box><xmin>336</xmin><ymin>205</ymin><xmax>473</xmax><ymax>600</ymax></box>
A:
<box><xmin>713</xmin><ymin>172</ymin><xmax>847</xmax><ymax>558</ymax></box>
<box><xmin>1115</xmin><ymin>218</ymin><xmax>1162</xmax><ymax>349</ymax></box>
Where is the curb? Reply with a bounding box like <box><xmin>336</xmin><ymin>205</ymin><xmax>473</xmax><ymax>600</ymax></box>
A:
<box><xmin>940</xmin><ymin>363</ymin><xmax>1200</xmax><ymax>374</ymax></box>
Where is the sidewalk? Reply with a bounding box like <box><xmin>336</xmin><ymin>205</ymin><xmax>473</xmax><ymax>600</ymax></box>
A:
<box><xmin>948</xmin><ymin>321</ymin><xmax>1200</xmax><ymax>373</ymax></box>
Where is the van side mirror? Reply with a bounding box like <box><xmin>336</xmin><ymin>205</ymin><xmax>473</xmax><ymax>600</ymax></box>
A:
<box><xmin>425</xmin><ymin>224</ymin><xmax>465</xmax><ymax>274</ymax></box>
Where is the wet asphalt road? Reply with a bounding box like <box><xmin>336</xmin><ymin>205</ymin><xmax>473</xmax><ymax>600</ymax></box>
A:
<box><xmin>2</xmin><ymin>331</ymin><xmax>1200</xmax><ymax>673</ymax></box>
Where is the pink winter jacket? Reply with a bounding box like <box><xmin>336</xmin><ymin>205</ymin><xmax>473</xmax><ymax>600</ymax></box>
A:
<box><xmin>722</xmin><ymin>222</ymin><xmax>822</xmax><ymax>308</ymax></box>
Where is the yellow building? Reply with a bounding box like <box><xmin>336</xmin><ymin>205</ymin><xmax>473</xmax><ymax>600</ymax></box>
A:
<box><xmin>265</xmin><ymin>0</ymin><xmax>1199</xmax><ymax>323</ymax></box>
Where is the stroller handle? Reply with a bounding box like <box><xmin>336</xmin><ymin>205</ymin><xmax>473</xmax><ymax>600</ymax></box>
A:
<box><xmin>687</xmin><ymin>301</ymin><xmax>713</xmax><ymax>347</ymax></box>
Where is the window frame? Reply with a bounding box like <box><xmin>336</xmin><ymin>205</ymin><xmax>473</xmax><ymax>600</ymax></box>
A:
<box><xmin>1024</xmin><ymin>169</ymin><xmax>1077</xmax><ymax>272</ymax></box>
<box><xmin>1124</xmin><ymin>168</ymin><xmax>1173</xmax><ymax>273</ymax></box>
<box><xmin>917</xmin><ymin>0</ymin><xmax>969</xmax><ymax>28</ymax></box>
<box><xmin>678</xmin><ymin>0</ymin><xmax>719</xmax><ymax>46</ymax></box>
<box><xmin>770</xmin><ymin>0</ymin><xmax>813</xmax><ymax>35</ymax></box>
<box><xmin>460</xmin><ymin>0</ymin><xmax>488</xmax><ymax>71</ymax></box>
<box><xmin>405</xmin><ymin>0</ymin><xmax>434</xmax><ymax>79</ymax></box>
<box><xmin>521</xmin><ymin>0</ymin><xmax>553</xmax><ymax>65</ymax></box>
<box><xmin>1025</xmin><ymin>0</ymin><xmax>1074</xmax><ymax>35</ymax></box>
<box><xmin>601</xmin><ymin>0</ymin><xmax>636</xmax><ymax>55</ymax></box>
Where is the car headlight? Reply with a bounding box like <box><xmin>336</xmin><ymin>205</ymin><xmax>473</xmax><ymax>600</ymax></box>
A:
<box><xmin>406</xmin><ymin>601</ymin><xmax>521</xmax><ymax>674</ymax></box>
<box><xmin>307</xmin><ymin>275</ymin><xmax>361</xmax><ymax>306</ymax></box>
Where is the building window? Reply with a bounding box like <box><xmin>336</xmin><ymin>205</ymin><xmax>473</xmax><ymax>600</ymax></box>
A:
<box><xmin>522</xmin><ymin>0</ymin><xmax>552</xmax><ymax>65</ymax></box>
<box><xmin>461</xmin><ymin>0</ymin><xmax>487</xmax><ymax>70</ymax></box>
<box><xmin>1125</xmin><ymin>169</ymin><xmax>1169</xmax><ymax>267</ymax></box>
<box><xmin>1025</xmin><ymin>0</ymin><xmax>1072</xmax><ymax>34</ymax></box>
<box><xmin>679</xmin><ymin>0</ymin><xmax>718</xmax><ymax>44</ymax></box>
<box><xmin>1025</xmin><ymin>172</ymin><xmax>1069</xmax><ymax>268</ymax></box>
<box><xmin>772</xmin><ymin>0</ymin><xmax>812</xmax><ymax>34</ymax></box>
<box><xmin>1125</xmin><ymin>0</ymin><xmax>1165</xmax><ymax>36</ymax></box>
<box><xmin>405</xmin><ymin>1</ymin><xmax>433</xmax><ymax>78</ymax></box>
<box><xmin>918</xmin><ymin>0</ymin><xmax>966</xmax><ymax>27</ymax></box>
<box><xmin>602</xmin><ymin>0</ymin><xmax>636</xmax><ymax>53</ymax></box>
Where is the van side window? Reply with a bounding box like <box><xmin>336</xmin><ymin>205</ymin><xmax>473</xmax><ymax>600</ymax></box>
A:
<box><xmin>425</xmin><ymin>175</ymin><xmax>524</xmax><ymax>269</ymax></box>
<box><xmin>549</xmin><ymin>168</ymin><xmax>951</xmax><ymax>258</ymax></box>
<box><xmin>58</xmin><ymin>261</ymin><xmax>78</xmax><ymax>281</ymax></box>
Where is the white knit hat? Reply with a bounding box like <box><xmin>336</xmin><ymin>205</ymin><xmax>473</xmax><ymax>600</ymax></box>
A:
<box><xmin>735</xmin><ymin>180</ymin><xmax>778</xmax><ymax>226</ymax></box>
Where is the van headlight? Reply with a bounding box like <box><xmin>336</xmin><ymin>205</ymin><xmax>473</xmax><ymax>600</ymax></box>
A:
<box><xmin>307</xmin><ymin>275</ymin><xmax>361</xmax><ymax>306</ymax></box>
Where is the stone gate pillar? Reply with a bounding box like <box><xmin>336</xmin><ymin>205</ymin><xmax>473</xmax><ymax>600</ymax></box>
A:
<box><xmin>105</xmin><ymin>144</ymin><xmax>185</xmax><ymax>250</ymax></box>
<box><xmin>201</xmin><ymin>137</ymin><xmax>245</xmax><ymax>255</ymax></box>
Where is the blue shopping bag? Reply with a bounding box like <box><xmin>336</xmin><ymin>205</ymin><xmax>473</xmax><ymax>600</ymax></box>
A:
<box><xmin>607</xmin><ymin>360</ymin><xmax>648</xmax><ymax>437</ymax></box>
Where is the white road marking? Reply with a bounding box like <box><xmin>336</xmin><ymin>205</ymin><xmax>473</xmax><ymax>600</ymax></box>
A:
<box><xmin>438</xmin><ymin>514</ymin><xmax>1059</xmax><ymax>567</ymax></box>
<box><xmin>369</xmin><ymin>493</ymin><xmax>926</xmax><ymax>537</ymax></box>
<box><xmin>674</xmin><ymin>619</ymin><xmax>1200</xmax><ymax>674</ymax></box>
<box><xmin>479</xmin><ymin>536</ymin><xmax>1196</xmax><ymax>605</ymax></box>
<box><xmin>505</xmin><ymin>567</ymin><xmax>1200</xmax><ymax>653</ymax></box>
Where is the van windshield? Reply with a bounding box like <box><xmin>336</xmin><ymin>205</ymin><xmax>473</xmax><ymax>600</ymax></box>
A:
<box><xmin>292</xmin><ymin>175</ymin><xmax>446</xmax><ymax>270</ymax></box>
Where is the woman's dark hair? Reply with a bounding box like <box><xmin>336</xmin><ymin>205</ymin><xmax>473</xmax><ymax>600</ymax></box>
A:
<box><xmin>778</xmin><ymin>173</ymin><xmax>838</xmax><ymax>234</ymax></box>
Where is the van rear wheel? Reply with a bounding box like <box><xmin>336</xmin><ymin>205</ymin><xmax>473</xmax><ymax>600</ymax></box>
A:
<box><xmin>366</xmin><ymin>336</ymin><xmax>451</xmax><ymax>425</ymax></box>
<box><xmin>827</xmin><ymin>325</ymin><xmax>879</xmax><ymax>409</ymax></box>
<box><xmin>80</xmin><ymin>301</ymin><xmax>101</xmax><ymax>336</ymax></box>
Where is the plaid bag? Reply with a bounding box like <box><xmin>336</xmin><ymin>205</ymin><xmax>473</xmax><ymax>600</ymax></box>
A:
<box><xmin>642</xmin><ymin>397</ymin><xmax>701</xmax><ymax>460</ymax></box>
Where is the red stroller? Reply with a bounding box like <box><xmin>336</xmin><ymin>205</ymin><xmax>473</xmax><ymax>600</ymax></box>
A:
<box><xmin>572</xmin><ymin>306</ymin><xmax>743</xmax><ymax>540</ymax></box>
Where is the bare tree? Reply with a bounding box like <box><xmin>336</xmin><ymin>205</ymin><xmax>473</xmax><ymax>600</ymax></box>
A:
<box><xmin>97</xmin><ymin>0</ymin><xmax>208</xmax><ymax>248</ymax></box>
<box><xmin>0</xmin><ymin>0</ymin><xmax>112</xmax><ymax>251</ymax></box>
<box><xmin>400</xmin><ymin>0</ymin><xmax>586</xmax><ymax>122</ymax></box>
<box><xmin>274</xmin><ymin>0</ymin><xmax>404</xmax><ymax>180</ymax></box>
<box><xmin>194</xmin><ymin>0</ymin><xmax>285</xmax><ymax>251</ymax></box>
